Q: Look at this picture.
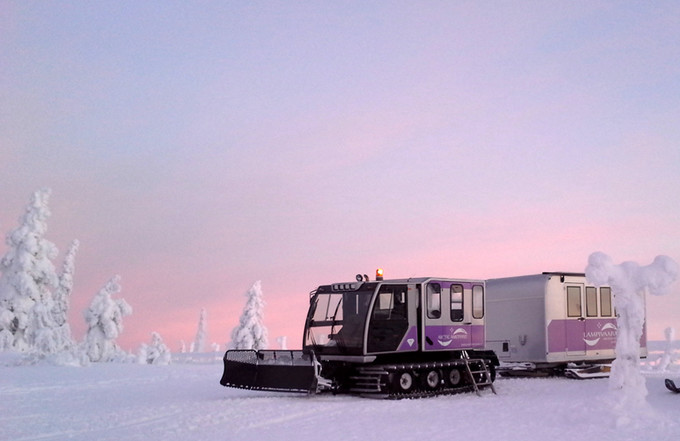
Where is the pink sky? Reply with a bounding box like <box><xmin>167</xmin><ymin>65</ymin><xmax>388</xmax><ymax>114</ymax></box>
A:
<box><xmin>1</xmin><ymin>2</ymin><xmax>679</xmax><ymax>351</ymax></box>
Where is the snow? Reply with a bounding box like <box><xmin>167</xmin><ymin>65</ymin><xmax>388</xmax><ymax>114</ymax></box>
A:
<box><xmin>1</xmin><ymin>356</ymin><xmax>679</xmax><ymax>441</ymax></box>
<box><xmin>2</xmin><ymin>193</ymin><xmax>678</xmax><ymax>440</ymax></box>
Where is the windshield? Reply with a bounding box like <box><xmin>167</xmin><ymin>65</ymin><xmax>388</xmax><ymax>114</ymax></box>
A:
<box><xmin>304</xmin><ymin>288</ymin><xmax>374</xmax><ymax>355</ymax></box>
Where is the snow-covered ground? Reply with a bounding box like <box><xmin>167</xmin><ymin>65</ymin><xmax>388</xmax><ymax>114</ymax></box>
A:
<box><xmin>2</xmin><ymin>354</ymin><xmax>679</xmax><ymax>441</ymax></box>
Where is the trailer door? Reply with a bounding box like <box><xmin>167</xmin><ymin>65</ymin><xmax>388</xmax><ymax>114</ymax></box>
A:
<box><xmin>565</xmin><ymin>285</ymin><xmax>586</xmax><ymax>355</ymax></box>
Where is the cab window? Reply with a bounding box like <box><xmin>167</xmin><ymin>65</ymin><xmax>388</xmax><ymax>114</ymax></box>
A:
<box><xmin>427</xmin><ymin>283</ymin><xmax>441</xmax><ymax>319</ymax></box>
<box><xmin>372</xmin><ymin>285</ymin><xmax>407</xmax><ymax>320</ymax></box>
<box><xmin>472</xmin><ymin>285</ymin><xmax>484</xmax><ymax>319</ymax></box>
<box><xmin>450</xmin><ymin>284</ymin><xmax>463</xmax><ymax>321</ymax></box>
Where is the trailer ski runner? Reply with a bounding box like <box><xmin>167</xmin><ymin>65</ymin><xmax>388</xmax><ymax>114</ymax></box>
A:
<box><xmin>220</xmin><ymin>270</ymin><xmax>499</xmax><ymax>398</ymax></box>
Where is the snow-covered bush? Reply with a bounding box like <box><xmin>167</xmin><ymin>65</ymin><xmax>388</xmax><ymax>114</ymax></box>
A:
<box><xmin>230</xmin><ymin>280</ymin><xmax>268</xmax><ymax>350</ymax></box>
<box><xmin>138</xmin><ymin>332</ymin><xmax>171</xmax><ymax>365</ymax></box>
<box><xmin>81</xmin><ymin>276</ymin><xmax>132</xmax><ymax>362</ymax></box>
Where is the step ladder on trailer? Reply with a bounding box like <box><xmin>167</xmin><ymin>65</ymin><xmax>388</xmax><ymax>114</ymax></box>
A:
<box><xmin>462</xmin><ymin>351</ymin><xmax>496</xmax><ymax>396</ymax></box>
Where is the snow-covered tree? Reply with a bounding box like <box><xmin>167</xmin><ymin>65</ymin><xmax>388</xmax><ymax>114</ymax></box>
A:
<box><xmin>25</xmin><ymin>297</ymin><xmax>60</xmax><ymax>355</ymax></box>
<box><xmin>193</xmin><ymin>308</ymin><xmax>207</xmax><ymax>353</ymax></box>
<box><xmin>0</xmin><ymin>188</ymin><xmax>59</xmax><ymax>352</ymax></box>
<box><xmin>49</xmin><ymin>239</ymin><xmax>79</xmax><ymax>352</ymax></box>
<box><xmin>231</xmin><ymin>280</ymin><xmax>268</xmax><ymax>350</ymax></box>
<box><xmin>81</xmin><ymin>276</ymin><xmax>132</xmax><ymax>362</ymax></box>
<box><xmin>0</xmin><ymin>309</ymin><xmax>13</xmax><ymax>349</ymax></box>
<box><xmin>586</xmin><ymin>252</ymin><xmax>678</xmax><ymax>415</ymax></box>
<box><xmin>656</xmin><ymin>327</ymin><xmax>676</xmax><ymax>372</ymax></box>
<box><xmin>138</xmin><ymin>331</ymin><xmax>171</xmax><ymax>365</ymax></box>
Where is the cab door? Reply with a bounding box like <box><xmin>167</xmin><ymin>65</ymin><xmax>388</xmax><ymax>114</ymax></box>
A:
<box><xmin>366</xmin><ymin>284</ymin><xmax>410</xmax><ymax>353</ymax></box>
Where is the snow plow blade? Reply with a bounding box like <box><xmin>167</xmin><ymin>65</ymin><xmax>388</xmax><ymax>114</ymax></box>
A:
<box><xmin>220</xmin><ymin>350</ymin><xmax>317</xmax><ymax>393</ymax></box>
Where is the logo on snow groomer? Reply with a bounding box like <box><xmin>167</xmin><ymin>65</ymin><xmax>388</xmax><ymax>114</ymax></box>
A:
<box><xmin>583</xmin><ymin>322</ymin><xmax>617</xmax><ymax>347</ymax></box>
<box><xmin>437</xmin><ymin>328</ymin><xmax>468</xmax><ymax>347</ymax></box>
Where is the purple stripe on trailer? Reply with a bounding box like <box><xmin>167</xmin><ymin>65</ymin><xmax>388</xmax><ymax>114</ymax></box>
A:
<box><xmin>547</xmin><ymin>318</ymin><xmax>647</xmax><ymax>353</ymax></box>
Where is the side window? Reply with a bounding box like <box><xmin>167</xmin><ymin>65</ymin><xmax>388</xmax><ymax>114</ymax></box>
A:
<box><xmin>372</xmin><ymin>285</ymin><xmax>407</xmax><ymax>320</ymax></box>
<box><xmin>472</xmin><ymin>285</ymin><xmax>484</xmax><ymax>319</ymax></box>
<box><xmin>450</xmin><ymin>284</ymin><xmax>463</xmax><ymax>322</ymax></box>
<box><xmin>600</xmin><ymin>287</ymin><xmax>612</xmax><ymax>317</ymax></box>
<box><xmin>586</xmin><ymin>287</ymin><xmax>598</xmax><ymax>317</ymax></box>
<box><xmin>373</xmin><ymin>292</ymin><xmax>394</xmax><ymax>319</ymax></box>
<box><xmin>567</xmin><ymin>286</ymin><xmax>582</xmax><ymax>317</ymax></box>
<box><xmin>427</xmin><ymin>283</ymin><xmax>441</xmax><ymax>319</ymax></box>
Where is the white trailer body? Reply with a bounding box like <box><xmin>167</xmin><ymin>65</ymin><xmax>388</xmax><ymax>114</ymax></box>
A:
<box><xmin>485</xmin><ymin>272</ymin><xmax>647</xmax><ymax>367</ymax></box>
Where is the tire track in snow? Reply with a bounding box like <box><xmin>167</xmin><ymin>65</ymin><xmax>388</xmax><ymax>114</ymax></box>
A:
<box><xmin>240</xmin><ymin>408</ymin><xmax>323</xmax><ymax>430</ymax></box>
<box><xmin>10</xmin><ymin>409</ymin><xmax>186</xmax><ymax>441</ymax></box>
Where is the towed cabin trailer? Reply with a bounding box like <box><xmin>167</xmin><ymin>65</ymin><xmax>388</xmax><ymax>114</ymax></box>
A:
<box><xmin>485</xmin><ymin>272</ymin><xmax>647</xmax><ymax>377</ymax></box>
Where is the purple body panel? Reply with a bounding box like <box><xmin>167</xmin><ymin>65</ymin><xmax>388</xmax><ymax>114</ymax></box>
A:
<box><xmin>397</xmin><ymin>326</ymin><xmax>419</xmax><ymax>352</ymax></box>
<box><xmin>424</xmin><ymin>325</ymin><xmax>485</xmax><ymax>350</ymax></box>
<box><xmin>547</xmin><ymin>318</ymin><xmax>647</xmax><ymax>353</ymax></box>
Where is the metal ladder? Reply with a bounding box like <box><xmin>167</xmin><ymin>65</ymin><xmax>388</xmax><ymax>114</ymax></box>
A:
<box><xmin>462</xmin><ymin>351</ymin><xmax>496</xmax><ymax>396</ymax></box>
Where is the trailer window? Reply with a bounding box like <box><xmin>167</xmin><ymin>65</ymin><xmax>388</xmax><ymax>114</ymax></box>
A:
<box><xmin>427</xmin><ymin>283</ymin><xmax>441</xmax><ymax>319</ymax></box>
<box><xmin>567</xmin><ymin>286</ymin><xmax>582</xmax><ymax>317</ymax></box>
<box><xmin>472</xmin><ymin>285</ymin><xmax>484</xmax><ymax>319</ymax></box>
<box><xmin>586</xmin><ymin>287</ymin><xmax>598</xmax><ymax>317</ymax></box>
<box><xmin>450</xmin><ymin>284</ymin><xmax>463</xmax><ymax>322</ymax></box>
<box><xmin>600</xmin><ymin>287</ymin><xmax>612</xmax><ymax>317</ymax></box>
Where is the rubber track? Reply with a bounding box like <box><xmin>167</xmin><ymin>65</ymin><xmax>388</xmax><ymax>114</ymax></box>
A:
<box><xmin>385</xmin><ymin>384</ymin><xmax>480</xmax><ymax>400</ymax></box>
<box><xmin>351</xmin><ymin>359</ymin><xmax>494</xmax><ymax>399</ymax></box>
